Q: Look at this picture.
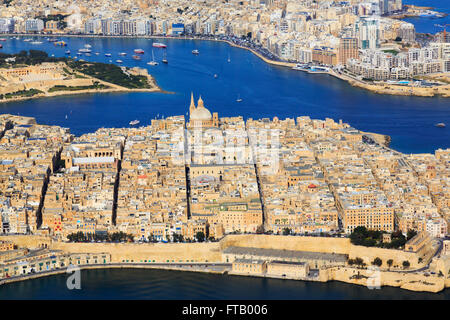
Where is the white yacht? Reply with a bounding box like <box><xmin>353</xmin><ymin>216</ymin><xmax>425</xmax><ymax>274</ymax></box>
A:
<box><xmin>147</xmin><ymin>50</ymin><xmax>158</xmax><ymax>66</ymax></box>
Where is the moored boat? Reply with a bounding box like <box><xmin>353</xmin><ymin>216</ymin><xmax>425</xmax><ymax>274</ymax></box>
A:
<box><xmin>152</xmin><ymin>43</ymin><xmax>167</xmax><ymax>48</ymax></box>
<box><xmin>192</xmin><ymin>49</ymin><xmax>199</xmax><ymax>55</ymax></box>
<box><xmin>147</xmin><ymin>50</ymin><xmax>158</xmax><ymax>66</ymax></box>
<box><xmin>435</xmin><ymin>123</ymin><xmax>446</xmax><ymax>128</ymax></box>
<box><xmin>134</xmin><ymin>49</ymin><xmax>145</xmax><ymax>54</ymax></box>
<box><xmin>132</xmin><ymin>55</ymin><xmax>141</xmax><ymax>60</ymax></box>
<box><xmin>129</xmin><ymin>120</ymin><xmax>140</xmax><ymax>126</ymax></box>
<box><xmin>105</xmin><ymin>53</ymin><xmax>112</xmax><ymax>57</ymax></box>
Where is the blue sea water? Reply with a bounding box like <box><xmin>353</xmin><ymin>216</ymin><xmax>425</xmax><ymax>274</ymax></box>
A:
<box><xmin>0</xmin><ymin>268</ymin><xmax>448</xmax><ymax>300</ymax></box>
<box><xmin>403</xmin><ymin>0</ymin><xmax>450</xmax><ymax>34</ymax></box>
<box><xmin>0</xmin><ymin>36</ymin><xmax>448</xmax><ymax>154</ymax></box>
<box><xmin>0</xmin><ymin>8</ymin><xmax>450</xmax><ymax>299</ymax></box>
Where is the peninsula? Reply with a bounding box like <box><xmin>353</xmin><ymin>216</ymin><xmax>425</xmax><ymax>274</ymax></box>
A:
<box><xmin>0</xmin><ymin>95</ymin><xmax>448</xmax><ymax>293</ymax></box>
<box><xmin>0</xmin><ymin>50</ymin><xmax>161</xmax><ymax>103</ymax></box>
<box><xmin>0</xmin><ymin>0</ymin><xmax>449</xmax><ymax>98</ymax></box>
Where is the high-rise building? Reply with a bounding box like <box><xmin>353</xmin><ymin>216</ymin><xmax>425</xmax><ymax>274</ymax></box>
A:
<box><xmin>338</xmin><ymin>37</ymin><xmax>359</xmax><ymax>65</ymax></box>
<box><xmin>25</xmin><ymin>19</ymin><xmax>44</xmax><ymax>33</ymax></box>
<box><xmin>0</xmin><ymin>18</ymin><xmax>14</xmax><ymax>33</ymax></box>
<box><xmin>355</xmin><ymin>17</ymin><xmax>380</xmax><ymax>50</ymax></box>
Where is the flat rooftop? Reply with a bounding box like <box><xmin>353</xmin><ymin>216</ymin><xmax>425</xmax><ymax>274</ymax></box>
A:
<box><xmin>223</xmin><ymin>246</ymin><xmax>347</xmax><ymax>262</ymax></box>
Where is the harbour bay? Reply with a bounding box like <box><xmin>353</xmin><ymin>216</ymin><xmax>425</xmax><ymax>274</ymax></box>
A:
<box><xmin>0</xmin><ymin>268</ymin><xmax>448</xmax><ymax>300</ymax></box>
<box><xmin>0</xmin><ymin>36</ymin><xmax>448</xmax><ymax>154</ymax></box>
<box><xmin>0</xmin><ymin>20</ymin><xmax>450</xmax><ymax>299</ymax></box>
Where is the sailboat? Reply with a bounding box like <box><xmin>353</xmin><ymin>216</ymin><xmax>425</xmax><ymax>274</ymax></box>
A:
<box><xmin>227</xmin><ymin>53</ymin><xmax>231</xmax><ymax>63</ymax></box>
<box><xmin>236</xmin><ymin>94</ymin><xmax>242</xmax><ymax>102</ymax></box>
<box><xmin>162</xmin><ymin>50</ymin><xmax>168</xmax><ymax>64</ymax></box>
<box><xmin>147</xmin><ymin>50</ymin><xmax>158</xmax><ymax>66</ymax></box>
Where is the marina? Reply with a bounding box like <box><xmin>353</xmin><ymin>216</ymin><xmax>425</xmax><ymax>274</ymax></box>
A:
<box><xmin>0</xmin><ymin>36</ymin><xmax>448</xmax><ymax>154</ymax></box>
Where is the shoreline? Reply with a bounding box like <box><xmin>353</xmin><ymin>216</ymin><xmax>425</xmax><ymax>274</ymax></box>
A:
<box><xmin>0</xmin><ymin>62</ymin><xmax>166</xmax><ymax>104</ymax></box>
<box><xmin>1</xmin><ymin>263</ymin><xmax>448</xmax><ymax>294</ymax></box>
<box><xmin>2</xmin><ymin>33</ymin><xmax>448</xmax><ymax>98</ymax></box>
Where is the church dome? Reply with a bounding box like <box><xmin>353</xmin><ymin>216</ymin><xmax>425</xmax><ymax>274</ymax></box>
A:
<box><xmin>191</xmin><ymin>106</ymin><xmax>212</xmax><ymax>121</ymax></box>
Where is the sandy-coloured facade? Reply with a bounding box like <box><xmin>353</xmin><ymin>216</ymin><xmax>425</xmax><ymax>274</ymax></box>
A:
<box><xmin>0</xmin><ymin>232</ymin><xmax>447</xmax><ymax>293</ymax></box>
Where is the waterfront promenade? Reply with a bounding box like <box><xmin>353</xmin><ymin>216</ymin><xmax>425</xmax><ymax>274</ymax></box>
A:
<box><xmin>3</xmin><ymin>33</ymin><xmax>448</xmax><ymax>98</ymax></box>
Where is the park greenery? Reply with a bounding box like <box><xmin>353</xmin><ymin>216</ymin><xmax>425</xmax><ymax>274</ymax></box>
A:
<box><xmin>67</xmin><ymin>231</ymin><xmax>134</xmax><ymax>243</ymax></box>
<box><xmin>0</xmin><ymin>88</ymin><xmax>43</xmax><ymax>100</ymax></box>
<box><xmin>349</xmin><ymin>226</ymin><xmax>417</xmax><ymax>249</ymax></box>
<box><xmin>0</xmin><ymin>50</ymin><xmax>152</xmax><ymax>89</ymax></box>
<box><xmin>66</xmin><ymin>60</ymin><xmax>151</xmax><ymax>89</ymax></box>
<box><xmin>48</xmin><ymin>82</ymin><xmax>108</xmax><ymax>93</ymax></box>
<box><xmin>0</xmin><ymin>50</ymin><xmax>63</xmax><ymax>67</ymax></box>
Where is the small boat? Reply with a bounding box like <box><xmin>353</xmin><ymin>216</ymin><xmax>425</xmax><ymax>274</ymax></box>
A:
<box><xmin>162</xmin><ymin>50</ymin><xmax>168</xmax><ymax>64</ymax></box>
<box><xmin>152</xmin><ymin>43</ymin><xmax>167</xmax><ymax>48</ymax></box>
<box><xmin>65</xmin><ymin>50</ymin><xmax>71</xmax><ymax>54</ymax></box>
<box><xmin>227</xmin><ymin>53</ymin><xmax>231</xmax><ymax>63</ymax></box>
<box><xmin>147</xmin><ymin>50</ymin><xmax>158</xmax><ymax>65</ymax></box>
<box><xmin>134</xmin><ymin>49</ymin><xmax>144</xmax><ymax>54</ymax></box>
<box><xmin>78</xmin><ymin>48</ymin><xmax>91</xmax><ymax>53</ymax></box>
<box><xmin>85</xmin><ymin>53</ymin><xmax>91</xmax><ymax>57</ymax></box>
<box><xmin>236</xmin><ymin>94</ymin><xmax>242</xmax><ymax>102</ymax></box>
<box><xmin>132</xmin><ymin>55</ymin><xmax>141</xmax><ymax>60</ymax></box>
<box><xmin>214</xmin><ymin>74</ymin><xmax>218</xmax><ymax>78</ymax></box>
<box><xmin>0</xmin><ymin>38</ymin><xmax>7</xmax><ymax>41</ymax></box>
<box><xmin>118</xmin><ymin>52</ymin><xmax>127</xmax><ymax>56</ymax></box>
<box><xmin>192</xmin><ymin>49</ymin><xmax>199</xmax><ymax>55</ymax></box>
<box><xmin>65</xmin><ymin>115</ymin><xmax>68</xmax><ymax>120</ymax></box>
<box><xmin>54</xmin><ymin>41</ymin><xmax>67</xmax><ymax>46</ymax></box>
<box><xmin>0</xmin><ymin>44</ymin><xmax>2</xmax><ymax>49</ymax></box>
<box><xmin>129</xmin><ymin>120</ymin><xmax>140</xmax><ymax>126</ymax></box>
<box><xmin>23</xmin><ymin>38</ymin><xmax>32</xmax><ymax>42</ymax></box>
<box><xmin>116</xmin><ymin>59</ymin><xmax>123</xmax><ymax>63</ymax></box>
<box><xmin>48</xmin><ymin>38</ymin><xmax>58</xmax><ymax>42</ymax></box>
<box><xmin>31</xmin><ymin>41</ymin><xmax>43</xmax><ymax>44</ymax></box>
<box><xmin>105</xmin><ymin>53</ymin><xmax>112</xmax><ymax>57</ymax></box>
<box><xmin>95</xmin><ymin>52</ymin><xmax>100</xmax><ymax>55</ymax></box>
<box><xmin>84</xmin><ymin>44</ymin><xmax>92</xmax><ymax>48</ymax></box>
<box><xmin>435</xmin><ymin>123</ymin><xmax>446</xmax><ymax>128</ymax></box>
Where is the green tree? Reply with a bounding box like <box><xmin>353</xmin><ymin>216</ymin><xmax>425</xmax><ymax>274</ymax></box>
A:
<box><xmin>196</xmin><ymin>231</ymin><xmax>205</xmax><ymax>242</ymax></box>
<box><xmin>387</xmin><ymin>259</ymin><xmax>394</xmax><ymax>269</ymax></box>
<box><xmin>402</xmin><ymin>260</ymin><xmax>410</xmax><ymax>269</ymax></box>
<box><xmin>372</xmin><ymin>257</ymin><xmax>382</xmax><ymax>267</ymax></box>
<box><xmin>282</xmin><ymin>227</ymin><xmax>291</xmax><ymax>235</ymax></box>
<box><xmin>407</xmin><ymin>229</ymin><xmax>417</xmax><ymax>241</ymax></box>
<box><xmin>256</xmin><ymin>225</ymin><xmax>264</xmax><ymax>234</ymax></box>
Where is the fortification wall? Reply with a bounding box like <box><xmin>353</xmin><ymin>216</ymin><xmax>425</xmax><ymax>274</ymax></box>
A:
<box><xmin>219</xmin><ymin>234</ymin><xmax>351</xmax><ymax>254</ymax></box>
<box><xmin>50</xmin><ymin>241</ymin><xmax>222</xmax><ymax>263</ymax></box>
<box><xmin>0</xmin><ymin>235</ymin><xmax>51</xmax><ymax>249</ymax></box>
<box><xmin>321</xmin><ymin>267</ymin><xmax>446</xmax><ymax>293</ymax></box>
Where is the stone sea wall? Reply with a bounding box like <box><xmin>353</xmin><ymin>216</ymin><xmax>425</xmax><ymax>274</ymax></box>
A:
<box><xmin>321</xmin><ymin>267</ymin><xmax>446</xmax><ymax>293</ymax></box>
<box><xmin>50</xmin><ymin>241</ymin><xmax>222</xmax><ymax>263</ymax></box>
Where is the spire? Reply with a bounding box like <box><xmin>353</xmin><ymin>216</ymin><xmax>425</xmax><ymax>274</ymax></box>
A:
<box><xmin>189</xmin><ymin>92</ymin><xmax>196</xmax><ymax>115</ymax></box>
